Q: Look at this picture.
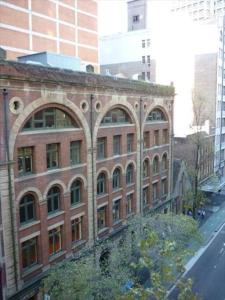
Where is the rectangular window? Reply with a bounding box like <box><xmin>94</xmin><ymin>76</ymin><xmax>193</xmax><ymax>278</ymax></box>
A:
<box><xmin>71</xmin><ymin>217</ymin><xmax>83</xmax><ymax>243</ymax></box>
<box><xmin>18</xmin><ymin>147</ymin><xmax>33</xmax><ymax>176</ymax></box>
<box><xmin>153</xmin><ymin>130</ymin><xmax>159</xmax><ymax>146</ymax></box>
<box><xmin>143</xmin><ymin>187</ymin><xmax>149</xmax><ymax>206</ymax></box>
<box><xmin>113</xmin><ymin>135</ymin><xmax>121</xmax><ymax>156</ymax></box>
<box><xmin>144</xmin><ymin>131</ymin><xmax>149</xmax><ymax>148</ymax></box>
<box><xmin>161</xmin><ymin>179</ymin><xmax>168</xmax><ymax>197</ymax></box>
<box><xmin>48</xmin><ymin>226</ymin><xmax>62</xmax><ymax>256</ymax></box>
<box><xmin>147</xmin><ymin>55</ymin><xmax>150</xmax><ymax>64</ymax></box>
<box><xmin>152</xmin><ymin>182</ymin><xmax>158</xmax><ymax>202</ymax></box>
<box><xmin>142</xmin><ymin>40</ymin><xmax>145</xmax><ymax>48</ymax></box>
<box><xmin>141</xmin><ymin>72</ymin><xmax>145</xmax><ymax>80</ymax></box>
<box><xmin>142</xmin><ymin>56</ymin><xmax>145</xmax><ymax>64</ymax></box>
<box><xmin>133</xmin><ymin>15</ymin><xmax>140</xmax><ymax>22</ymax></box>
<box><xmin>97</xmin><ymin>206</ymin><xmax>107</xmax><ymax>231</ymax></box>
<box><xmin>70</xmin><ymin>141</ymin><xmax>81</xmax><ymax>165</ymax></box>
<box><xmin>46</xmin><ymin>143</ymin><xmax>59</xmax><ymax>169</ymax></box>
<box><xmin>97</xmin><ymin>137</ymin><xmax>106</xmax><ymax>159</ymax></box>
<box><xmin>126</xmin><ymin>194</ymin><xmax>133</xmax><ymax>215</ymax></box>
<box><xmin>147</xmin><ymin>72</ymin><xmax>150</xmax><ymax>80</ymax></box>
<box><xmin>163</xmin><ymin>129</ymin><xmax>168</xmax><ymax>144</ymax></box>
<box><xmin>113</xmin><ymin>199</ymin><xmax>121</xmax><ymax>223</ymax></box>
<box><xmin>127</xmin><ymin>133</ymin><xmax>134</xmax><ymax>153</ymax></box>
<box><xmin>21</xmin><ymin>237</ymin><xmax>37</xmax><ymax>270</ymax></box>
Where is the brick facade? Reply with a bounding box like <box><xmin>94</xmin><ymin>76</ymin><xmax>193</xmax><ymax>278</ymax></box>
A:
<box><xmin>0</xmin><ymin>60</ymin><xmax>174</xmax><ymax>299</ymax></box>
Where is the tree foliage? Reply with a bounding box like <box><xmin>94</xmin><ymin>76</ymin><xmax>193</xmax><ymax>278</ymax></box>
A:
<box><xmin>42</xmin><ymin>213</ymin><xmax>201</xmax><ymax>300</ymax></box>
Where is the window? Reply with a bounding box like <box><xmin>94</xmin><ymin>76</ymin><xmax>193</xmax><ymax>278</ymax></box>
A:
<box><xmin>163</xmin><ymin>129</ymin><xmax>168</xmax><ymax>144</ymax></box>
<box><xmin>147</xmin><ymin>55</ymin><xmax>150</xmax><ymax>64</ymax></box>
<box><xmin>161</xmin><ymin>179</ymin><xmax>168</xmax><ymax>197</ymax></box>
<box><xmin>143</xmin><ymin>131</ymin><xmax>149</xmax><ymax>148</ymax></box>
<box><xmin>141</xmin><ymin>72</ymin><xmax>145</xmax><ymax>80</ymax></box>
<box><xmin>147</xmin><ymin>72</ymin><xmax>150</xmax><ymax>80</ymax></box>
<box><xmin>71</xmin><ymin>180</ymin><xmax>82</xmax><ymax>206</ymax></box>
<box><xmin>142</xmin><ymin>56</ymin><xmax>145</xmax><ymax>64</ymax></box>
<box><xmin>143</xmin><ymin>187</ymin><xmax>149</xmax><ymax>206</ymax></box>
<box><xmin>23</xmin><ymin>108</ymin><xmax>77</xmax><ymax>131</ymax></box>
<box><xmin>47</xmin><ymin>186</ymin><xmax>60</xmax><ymax>214</ymax></box>
<box><xmin>71</xmin><ymin>217</ymin><xmax>83</xmax><ymax>243</ymax></box>
<box><xmin>21</xmin><ymin>238</ymin><xmax>37</xmax><ymax>270</ymax></box>
<box><xmin>162</xmin><ymin>154</ymin><xmax>168</xmax><ymax>170</ymax></box>
<box><xmin>97</xmin><ymin>173</ymin><xmax>106</xmax><ymax>195</ymax></box>
<box><xmin>126</xmin><ymin>164</ymin><xmax>134</xmax><ymax>185</ymax></box>
<box><xmin>142</xmin><ymin>40</ymin><xmax>145</xmax><ymax>48</ymax></box>
<box><xmin>70</xmin><ymin>141</ymin><xmax>81</xmax><ymax>165</ymax></box>
<box><xmin>101</xmin><ymin>108</ymin><xmax>131</xmax><ymax>125</ymax></box>
<box><xmin>153</xmin><ymin>156</ymin><xmax>159</xmax><ymax>174</ymax></box>
<box><xmin>126</xmin><ymin>193</ymin><xmax>133</xmax><ymax>215</ymax></box>
<box><xmin>19</xmin><ymin>194</ymin><xmax>35</xmax><ymax>225</ymax></box>
<box><xmin>143</xmin><ymin>159</ymin><xmax>149</xmax><ymax>178</ymax></box>
<box><xmin>18</xmin><ymin>147</ymin><xmax>33</xmax><ymax>176</ymax></box>
<box><xmin>113</xmin><ymin>199</ymin><xmax>120</xmax><ymax>223</ymax></box>
<box><xmin>127</xmin><ymin>133</ymin><xmax>134</xmax><ymax>153</ymax></box>
<box><xmin>112</xmin><ymin>168</ymin><xmax>121</xmax><ymax>190</ymax></box>
<box><xmin>46</xmin><ymin>143</ymin><xmax>59</xmax><ymax>169</ymax></box>
<box><xmin>113</xmin><ymin>135</ymin><xmax>121</xmax><ymax>155</ymax></box>
<box><xmin>147</xmin><ymin>109</ymin><xmax>166</xmax><ymax>122</ymax></box>
<box><xmin>97</xmin><ymin>137</ymin><xmax>106</xmax><ymax>159</ymax></box>
<box><xmin>152</xmin><ymin>182</ymin><xmax>158</xmax><ymax>202</ymax></box>
<box><xmin>48</xmin><ymin>227</ymin><xmax>62</xmax><ymax>256</ymax></box>
<box><xmin>153</xmin><ymin>130</ymin><xmax>159</xmax><ymax>146</ymax></box>
<box><xmin>133</xmin><ymin>15</ymin><xmax>140</xmax><ymax>23</ymax></box>
<box><xmin>97</xmin><ymin>206</ymin><xmax>107</xmax><ymax>230</ymax></box>
<box><xmin>147</xmin><ymin>39</ymin><xmax>150</xmax><ymax>47</ymax></box>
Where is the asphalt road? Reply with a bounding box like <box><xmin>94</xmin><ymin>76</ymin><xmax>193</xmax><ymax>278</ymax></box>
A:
<box><xmin>169</xmin><ymin>223</ymin><xmax>225</xmax><ymax>300</ymax></box>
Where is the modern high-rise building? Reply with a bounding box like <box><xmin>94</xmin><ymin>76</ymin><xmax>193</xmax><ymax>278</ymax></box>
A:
<box><xmin>0</xmin><ymin>0</ymin><xmax>99</xmax><ymax>71</ymax></box>
<box><xmin>100</xmin><ymin>0</ymin><xmax>155</xmax><ymax>82</ymax></box>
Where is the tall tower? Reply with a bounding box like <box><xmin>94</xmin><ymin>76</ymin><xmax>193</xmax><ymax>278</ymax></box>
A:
<box><xmin>127</xmin><ymin>0</ymin><xmax>147</xmax><ymax>31</ymax></box>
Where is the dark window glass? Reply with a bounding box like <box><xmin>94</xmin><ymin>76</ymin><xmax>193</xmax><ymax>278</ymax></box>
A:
<box><xmin>21</xmin><ymin>238</ymin><xmax>37</xmax><ymax>269</ymax></box>
<box><xmin>46</xmin><ymin>143</ymin><xmax>59</xmax><ymax>169</ymax></box>
<box><xmin>19</xmin><ymin>194</ymin><xmax>35</xmax><ymax>224</ymax></box>
<box><xmin>70</xmin><ymin>141</ymin><xmax>81</xmax><ymax>165</ymax></box>
<box><xmin>147</xmin><ymin>109</ymin><xmax>166</xmax><ymax>122</ymax></box>
<box><xmin>126</xmin><ymin>193</ymin><xmax>133</xmax><ymax>215</ymax></box>
<box><xmin>71</xmin><ymin>217</ymin><xmax>83</xmax><ymax>242</ymax></box>
<box><xmin>97</xmin><ymin>206</ymin><xmax>107</xmax><ymax>230</ymax></box>
<box><xmin>126</xmin><ymin>164</ymin><xmax>134</xmax><ymax>185</ymax></box>
<box><xmin>48</xmin><ymin>227</ymin><xmax>62</xmax><ymax>256</ymax></box>
<box><xmin>71</xmin><ymin>180</ymin><xmax>81</xmax><ymax>206</ymax></box>
<box><xmin>97</xmin><ymin>173</ymin><xmax>106</xmax><ymax>195</ymax></box>
<box><xmin>143</xmin><ymin>187</ymin><xmax>149</xmax><ymax>206</ymax></box>
<box><xmin>113</xmin><ymin>135</ymin><xmax>121</xmax><ymax>155</ymax></box>
<box><xmin>112</xmin><ymin>168</ymin><xmax>121</xmax><ymax>190</ymax></box>
<box><xmin>127</xmin><ymin>133</ymin><xmax>134</xmax><ymax>153</ymax></box>
<box><xmin>101</xmin><ymin>108</ymin><xmax>131</xmax><ymax>125</ymax></box>
<box><xmin>153</xmin><ymin>157</ymin><xmax>159</xmax><ymax>174</ymax></box>
<box><xmin>97</xmin><ymin>137</ymin><xmax>106</xmax><ymax>159</ymax></box>
<box><xmin>18</xmin><ymin>147</ymin><xmax>33</xmax><ymax>176</ymax></box>
<box><xmin>113</xmin><ymin>200</ymin><xmax>120</xmax><ymax>223</ymax></box>
<box><xmin>143</xmin><ymin>160</ymin><xmax>149</xmax><ymax>177</ymax></box>
<box><xmin>47</xmin><ymin>186</ymin><xmax>60</xmax><ymax>214</ymax></box>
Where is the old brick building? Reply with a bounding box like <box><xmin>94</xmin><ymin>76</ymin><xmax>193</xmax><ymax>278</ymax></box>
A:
<box><xmin>0</xmin><ymin>59</ymin><xmax>174</xmax><ymax>299</ymax></box>
<box><xmin>0</xmin><ymin>0</ymin><xmax>98</xmax><ymax>71</ymax></box>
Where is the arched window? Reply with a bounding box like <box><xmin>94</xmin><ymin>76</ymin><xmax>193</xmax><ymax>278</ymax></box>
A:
<box><xmin>143</xmin><ymin>159</ymin><xmax>149</xmax><ymax>178</ymax></box>
<box><xmin>101</xmin><ymin>108</ymin><xmax>132</xmax><ymax>125</ymax></box>
<box><xmin>147</xmin><ymin>109</ymin><xmax>166</xmax><ymax>122</ymax></box>
<box><xmin>153</xmin><ymin>156</ymin><xmax>159</xmax><ymax>174</ymax></box>
<box><xmin>126</xmin><ymin>164</ymin><xmax>134</xmax><ymax>185</ymax></box>
<box><xmin>162</xmin><ymin>154</ymin><xmax>168</xmax><ymax>170</ymax></box>
<box><xmin>19</xmin><ymin>194</ymin><xmax>35</xmax><ymax>224</ymax></box>
<box><xmin>71</xmin><ymin>180</ymin><xmax>82</xmax><ymax>206</ymax></box>
<box><xmin>97</xmin><ymin>173</ymin><xmax>106</xmax><ymax>195</ymax></box>
<box><xmin>47</xmin><ymin>186</ymin><xmax>60</xmax><ymax>214</ymax></box>
<box><xmin>23</xmin><ymin>108</ymin><xmax>78</xmax><ymax>131</ymax></box>
<box><xmin>112</xmin><ymin>168</ymin><xmax>121</xmax><ymax>190</ymax></box>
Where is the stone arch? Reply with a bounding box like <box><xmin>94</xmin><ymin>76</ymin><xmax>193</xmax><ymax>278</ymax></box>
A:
<box><xmin>151</xmin><ymin>154</ymin><xmax>160</xmax><ymax>165</ymax></box>
<box><xmin>96</xmin><ymin>167</ymin><xmax>110</xmax><ymax>179</ymax></box>
<box><xmin>9</xmin><ymin>96</ymin><xmax>91</xmax><ymax>160</ymax></box>
<box><xmin>93</xmin><ymin>98</ymin><xmax>140</xmax><ymax>148</ymax></box>
<box><xmin>142</xmin><ymin>156</ymin><xmax>150</xmax><ymax>164</ymax></box>
<box><xmin>125</xmin><ymin>160</ymin><xmax>137</xmax><ymax>171</ymax></box>
<box><xmin>143</xmin><ymin>104</ymin><xmax>171</xmax><ymax>133</ymax></box>
<box><xmin>43</xmin><ymin>180</ymin><xmax>67</xmax><ymax>201</ymax></box>
<box><xmin>67</xmin><ymin>174</ymin><xmax>87</xmax><ymax>191</ymax></box>
<box><xmin>16</xmin><ymin>187</ymin><xmax>43</xmax><ymax>204</ymax></box>
<box><xmin>161</xmin><ymin>151</ymin><xmax>169</xmax><ymax>161</ymax></box>
<box><xmin>111</xmin><ymin>164</ymin><xmax>125</xmax><ymax>177</ymax></box>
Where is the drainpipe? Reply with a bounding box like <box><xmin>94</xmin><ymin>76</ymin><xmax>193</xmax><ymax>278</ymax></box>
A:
<box><xmin>139</xmin><ymin>97</ymin><xmax>143</xmax><ymax>216</ymax></box>
<box><xmin>90</xmin><ymin>94</ymin><xmax>96</xmax><ymax>258</ymax></box>
<box><xmin>2</xmin><ymin>89</ymin><xmax>18</xmax><ymax>291</ymax></box>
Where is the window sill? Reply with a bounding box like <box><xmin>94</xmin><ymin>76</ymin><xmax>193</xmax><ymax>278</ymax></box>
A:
<box><xmin>112</xmin><ymin>187</ymin><xmax>123</xmax><ymax>193</ymax></box>
<box><xmin>22</xmin><ymin>264</ymin><xmax>43</xmax><ymax>278</ymax></box>
<box><xmin>19</xmin><ymin>220</ymin><xmax>40</xmax><ymax>231</ymax></box>
<box><xmin>46</xmin><ymin>167</ymin><xmax>60</xmax><ymax>173</ymax></box>
<box><xmin>47</xmin><ymin>210</ymin><xmax>65</xmax><ymax>220</ymax></box>
<box><xmin>49</xmin><ymin>250</ymin><xmax>66</xmax><ymax>262</ymax></box>
<box><xmin>98</xmin><ymin>227</ymin><xmax>109</xmax><ymax>235</ymax></box>
<box><xmin>72</xmin><ymin>239</ymin><xmax>86</xmax><ymax>249</ymax></box>
<box><xmin>70</xmin><ymin>203</ymin><xmax>85</xmax><ymax>210</ymax></box>
<box><xmin>126</xmin><ymin>183</ymin><xmax>135</xmax><ymax>188</ymax></box>
<box><xmin>142</xmin><ymin>176</ymin><xmax>150</xmax><ymax>180</ymax></box>
<box><xmin>113</xmin><ymin>219</ymin><xmax>122</xmax><ymax>226</ymax></box>
<box><xmin>97</xmin><ymin>193</ymin><xmax>109</xmax><ymax>199</ymax></box>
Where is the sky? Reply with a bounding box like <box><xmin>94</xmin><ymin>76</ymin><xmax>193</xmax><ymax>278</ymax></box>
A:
<box><xmin>98</xmin><ymin>0</ymin><xmax>219</xmax><ymax>136</ymax></box>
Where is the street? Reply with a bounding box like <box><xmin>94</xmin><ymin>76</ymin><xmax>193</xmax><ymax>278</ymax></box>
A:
<box><xmin>169</xmin><ymin>222</ymin><xmax>225</xmax><ymax>300</ymax></box>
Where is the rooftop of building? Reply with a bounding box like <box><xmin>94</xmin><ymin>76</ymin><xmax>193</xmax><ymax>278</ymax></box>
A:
<box><xmin>0</xmin><ymin>59</ymin><xmax>174</xmax><ymax>96</ymax></box>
